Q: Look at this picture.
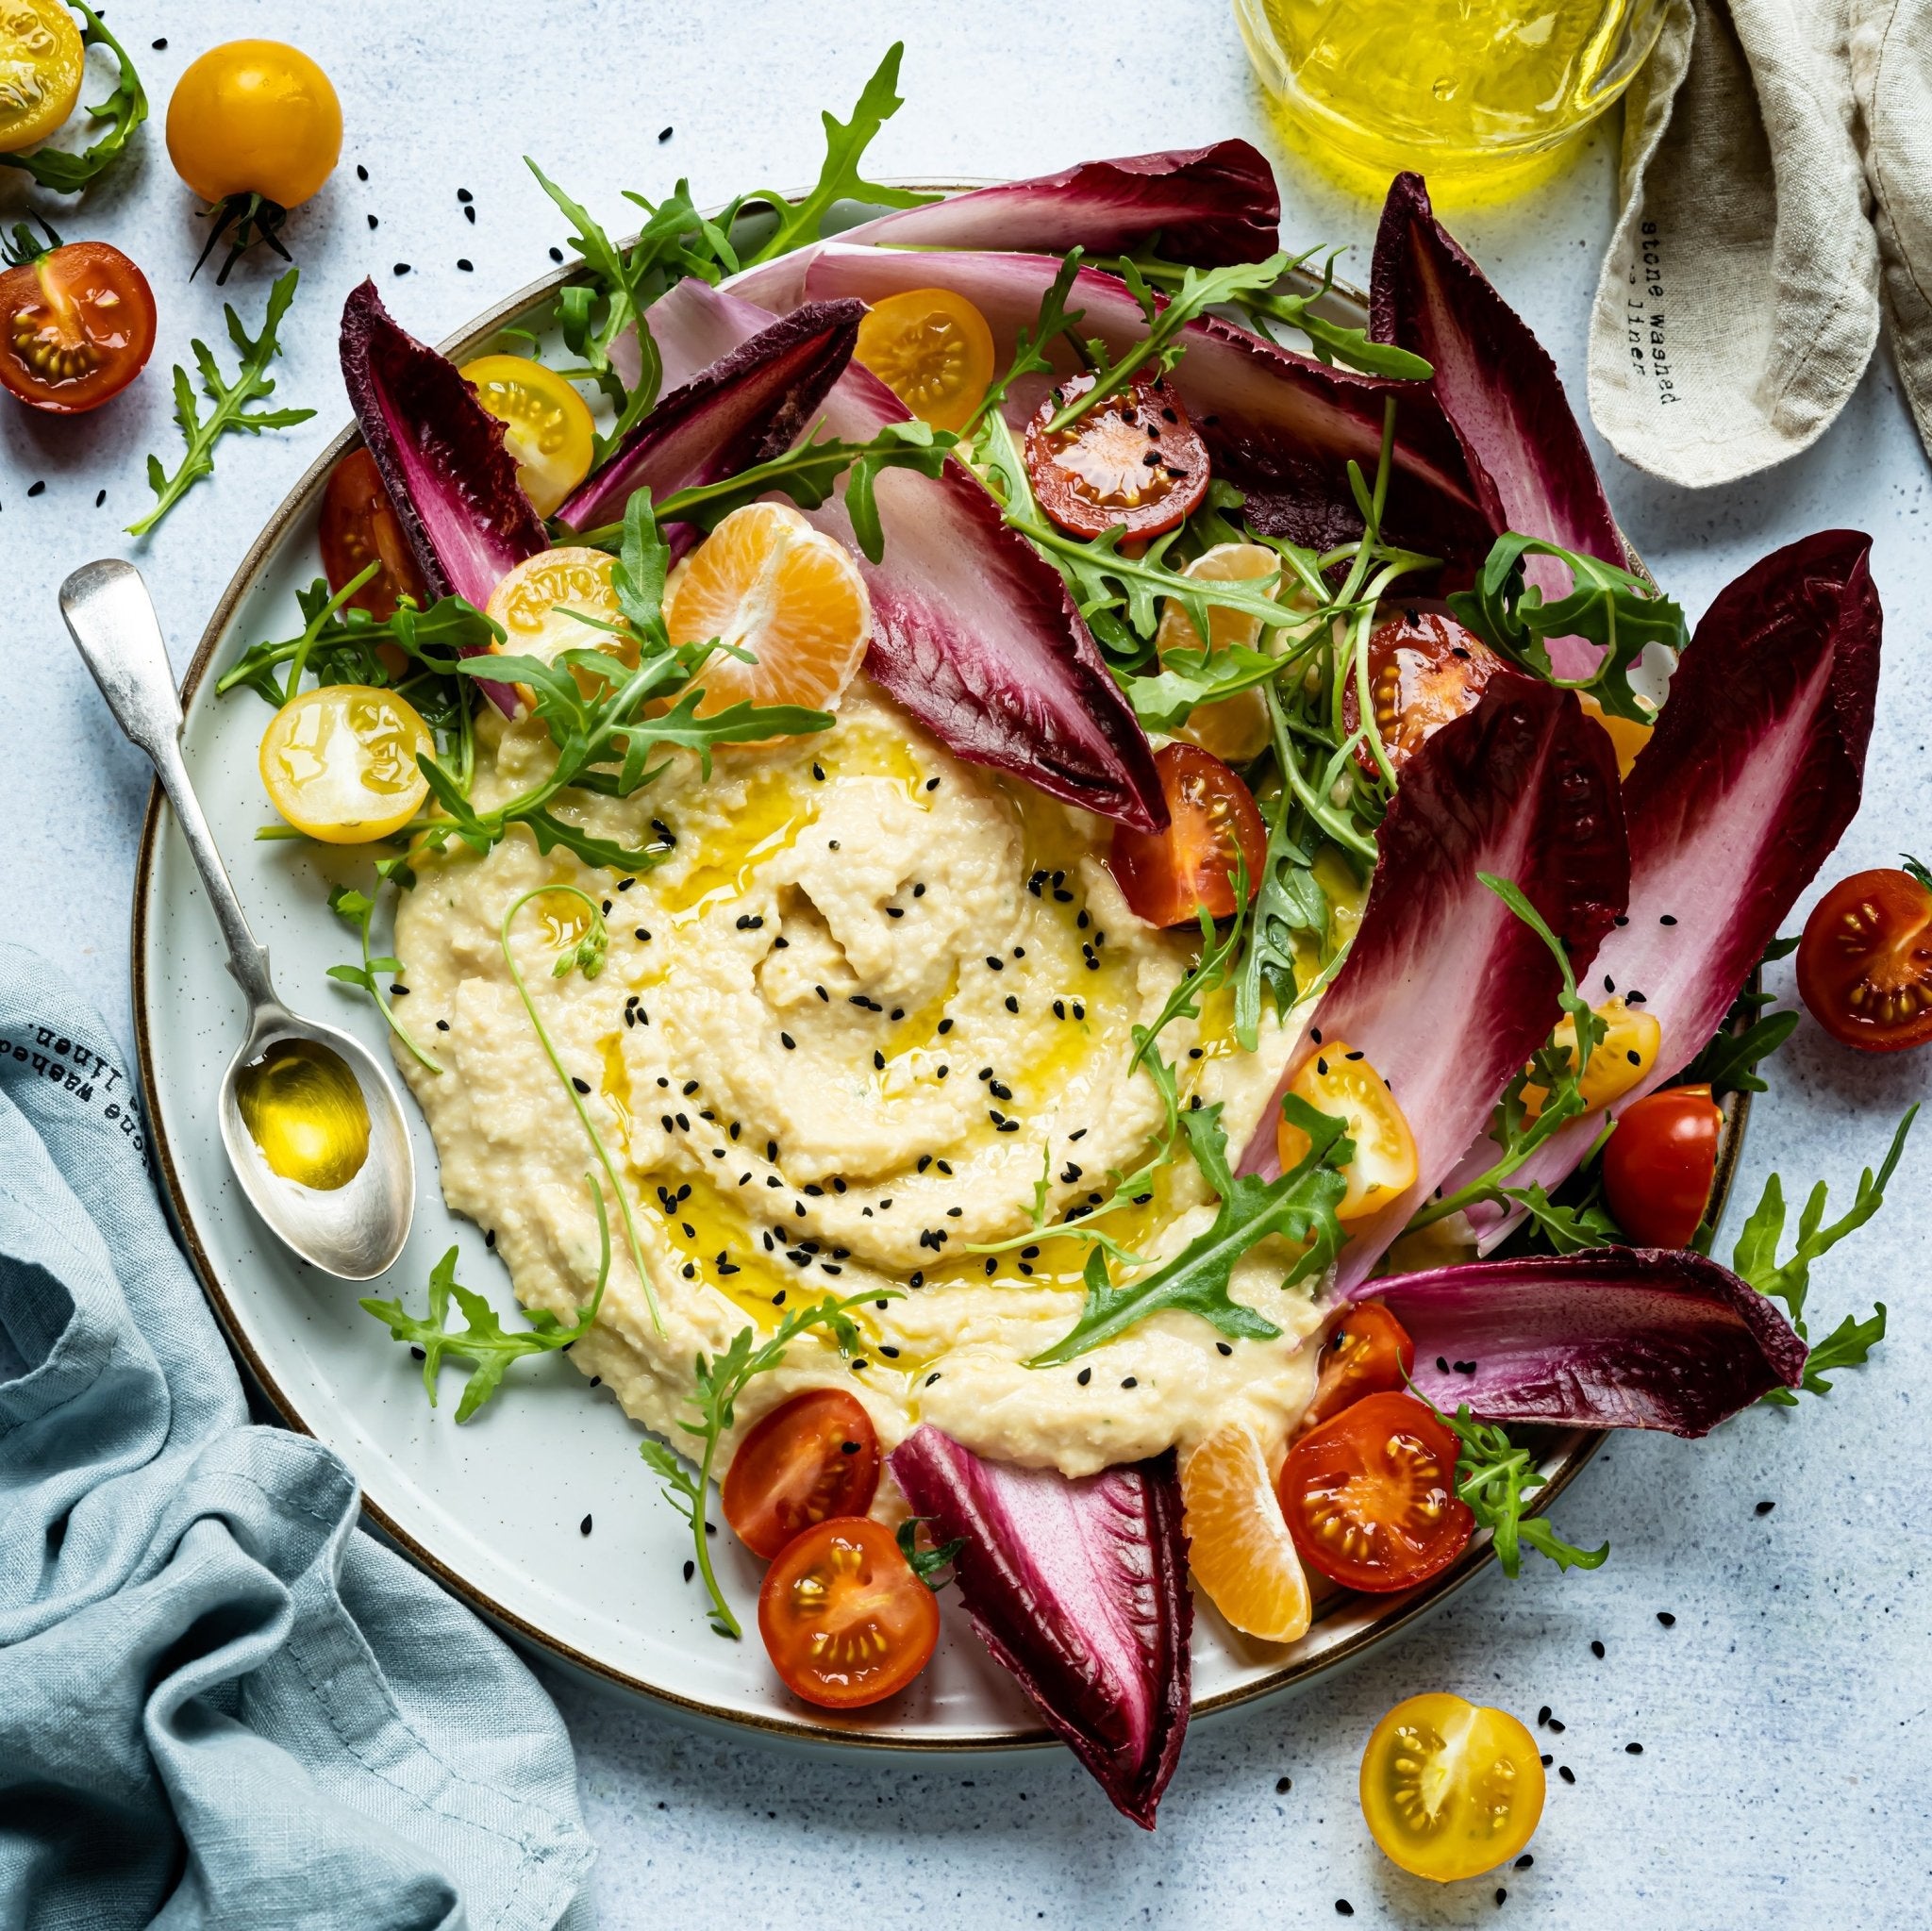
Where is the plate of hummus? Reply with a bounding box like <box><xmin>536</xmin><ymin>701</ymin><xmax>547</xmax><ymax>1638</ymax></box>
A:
<box><xmin>133</xmin><ymin>69</ymin><xmax>1879</xmax><ymax>1827</ymax></box>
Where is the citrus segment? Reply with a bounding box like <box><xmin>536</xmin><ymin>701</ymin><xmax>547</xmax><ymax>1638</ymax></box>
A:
<box><xmin>1181</xmin><ymin>1423</ymin><xmax>1312</xmax><ymax>1643</ymax></box>
<box><xmin>1155</xmin><ymin>542</ymin><xmax>1280</xmax><ymax>763</ymax></box>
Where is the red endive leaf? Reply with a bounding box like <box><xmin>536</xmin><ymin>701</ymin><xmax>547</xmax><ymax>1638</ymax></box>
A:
<box><xmin>1370</xmin><ymin>173</ymin><xmax>1622</xmax><ymax>601</ymax></box>
<box><xmin>644</xmin><ymin>276</ymin><xmax>1167</xmax><ymax>831</ymax></box>
<box><xmin>836</xmin><ymin>140</ymin><xmax>1281</xmax><ymax>265</ymax></box>
<box><xmin>889</xmin><ymin>1426</ymin><xmax>1190</xmax><ymax>1828</ymax></box>
<box><xmin>1237</xmin><ymin>674</ymin><xmax>1628</xmax><ymax>1295</ymax></box>
<box><xmin>338</xmin><ymin>279</ymin><xmax>546</xmax><ymax>714</ymax></box>
<box><xmin>557</xmin><ymin>299</ymin><xmax>864</xmax><ymax>541</ymax></box>
<box><xmin>1345</xmin><ymin>1248</ymin><xmax>1807</xmax><ymax>1435</ymax></box>
<box><xmin>1453</xmin><ymin>530</ymin><xmax>1882</xmax><ymax>1249</ymax></box>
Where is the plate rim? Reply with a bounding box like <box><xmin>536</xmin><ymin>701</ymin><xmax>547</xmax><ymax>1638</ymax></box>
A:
<box><xmin>129</xmin><ymin>189</ymin><xmax>1752</xmax><ymax>1749</ymax></box>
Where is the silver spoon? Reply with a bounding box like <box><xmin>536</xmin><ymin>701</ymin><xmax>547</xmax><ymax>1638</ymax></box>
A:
<box><xmin>61</xmin><ymin>558</ymin><xmax>415</xmax><ymax>1280</ymax></box>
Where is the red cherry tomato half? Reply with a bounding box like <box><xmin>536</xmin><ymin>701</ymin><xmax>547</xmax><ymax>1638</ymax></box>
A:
<box><xmin>1298</xmin><ymin>1300</ymin><xmax>1416</xmax><ymax>1438</ymax></box>
<box><xmin>1279</xmin><ymin>1390</ymin><xmax>1474</xmax><ymax>1593</ymax></box>
<box><xmin>1024</xmin><ymin>373</ymin><xmax>1209</xmax><ymax>541</ymax></box>
<box><xmin>722</xmin><ymin>1388</ymin><xmax>882</xmax><ymax>1561</ymax></box>
<box><xmin>1796</xmin><ymin>864</ymin><xmax>1932</xmax><ymax>1053</ymax></box>
<box><xmin>1108</xmin><ymin>742</ymin><xmax>1268</xmax><ymax>928</ymax></box>
<box><xmin>1601</xmin><ymin>1083</ymin><xmax>1722</xmax><ymax>1248</ymax></box>
<box><xmin>1340</xmin><ymin>607</ymin><xmax>1506</xmax><ymax>776</ymax></box>
<box><xmin>0</xmin><ymin>241</ymin><xmax>156</xmax><ymax>414</ymax></box>
<box><xmin>758</xmin><ymin>1516</ymin><xmax>940</xmax><ymax>1708</ymax></box>
<box><xmin>320</xmin><ymin>448</ymin><xmax>428</xmax><ymax>622</ymax></box>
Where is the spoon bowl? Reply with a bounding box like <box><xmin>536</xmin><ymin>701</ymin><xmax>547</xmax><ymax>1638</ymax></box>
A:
<box><xmin>61</xmin><ymin>558</ymin><xmax>416</xmax><ymax>1280</ymax></box>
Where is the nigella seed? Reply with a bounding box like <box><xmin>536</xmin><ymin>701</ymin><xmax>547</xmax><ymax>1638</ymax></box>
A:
<box><xmin>1626</xmin><ymin>1741</ymin><xmax>1643</xmax><ymax>1755</ymax></box>
<box><xmin>458</xmin><ymin>188</ymin><xmax>473</xmax><ymax>203</ymax></box>
<box><xmin>356</xmin><ymin>162</ymin><xmax>367</xmax><ymax>179</ymax></box>
<box><xmin>683</xmin><ymin>1559</ymin><xmax>694</xmax><ymax>1581</ymax></box>
<box><xmin>1557</xmin><ymin>1765</ymin><xmax>1575</xmax><ymax>1785</ymax></box>
<box><xmin>1657</xmin><ymin>1611</ymin><xmax>1676</xmax><ymax>1626</ymax></box>
<box><xmin>925</xmin><ymin>1372</ymin><xmax>940</xmax><ymax>1386</ymax></box>
<box><xmin>1537</xmin><ymin>1705</ymin><xmax>1552</xmax><ymax>1725</ymax></box>
<box><xmin>437</xmin><ymin>1020</ymin><xmax>451</xmax><ymax>1031</ymax></box>
<box><xmin>1545</xmin><ymin>1717</ymin><xmax>1566</xmax><ymax>1734</ymax></box>
<box><xmin>1077</xmin><ymin>1367</ymin><xmax>1091</xmax><ymax>1386</ymax></box>
<box><xmin>410</xmin><ymin>1345</ymin><xmax>425</xmax><ymax>1360</ymax></box>
<box><xmin>550</xmin><ymin>245</ymin><xmax>564</xmax><ymax>262</ymax></box>
<box><xmin>27</xmin><ymin>480</ymin><xmax>44</xmax><ymax>497</ymax></box>
<box><xmin>658</xmin><ymin>125</ymin><xmax>674</xmax><ymax>141</ymax></box>
<box><xmin>393</xmin><ymin>262</ymin><xmax>412</xmax><ymax>275</ymax></box>
<box><xmin>485</xmin><ymin>1230</ymin><xmax>496</xmax><ymax>1248</ymax></box>
<box><xmin>1216</xmin><ymin>1342</ymin><xmax>1232</xmax><ymax>1357</ymax></box>
<box><xmin>874</xmin><ymin>1050</ymin><xmax>885</xmax><ymax>1069</ymax></box>
<box><xmin>1591</xmin><ymin>1639</ymin><xmax>1606</xmax><ymax>1658</ymax></box>
<box><xmin>1121</xmin><ymin>1376</ymin><xmax>1137</xmax><ymax>1389</ymax></box>
<box><xmin>781</xmin><ymin>1033</ymin><xmax>795</xmax><ymax>1050</ymax></box>
<box><xmin>465</xmin><ymin>206</ymin><xmax>476</xmax><ymax>224</ymax></box>
<box><xmin>367</xmin><ymin>213</ymin><xmax>378</xmax><ymax>230</ymax></box>
<box><xmin>1660</xmin><ymin>913</ymin><xmax>1678</xmax><ymax>924</ymax></box>
<box><xmin>580</xmin><ymin>1514</ymin><xmax>592</xmax><ymax>1536</ymax></box>
<box><xmin>1004</xmin><ymin>995</ymin><xmax>1019</xmax><ymax>1014</ymax></box>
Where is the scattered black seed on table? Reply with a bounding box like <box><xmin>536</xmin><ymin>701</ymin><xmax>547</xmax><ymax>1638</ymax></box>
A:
<box><xmin>1756</xmin><ymin>1499</ymin><xmax>1775</xmax><ymax>1515</ymax></box>
<box><xmin>356</xmin><ymin>162</ymin><xmax>368</xmax><ymax>181</ymax></box>
<box><xmin>1335</xmin><ymin>1905</ymin><xmax>1353</xmax><ymax>1919</ymax></box>
<box><xmin>1657</xmin><ymin>1610</ymin><xmax>1676</xmax><ymax>1626</ymax></box>
<box><xmin>1274</xmin><ymin>1775</ymin><xmax>1291</xmax><ymax>1793</ymax></box>
<box><xmin>1591</xmin><ymin>1639</ymin><xmax>1606</xmax><ymax>1658</ymax></box>
<box><xmin>549</xmin><ymin>245</ymin><xmax>564</xmax><ymax>262</ymax></box>
<box><xmin>1626</xmin><ymin>1741</ymin><xmax>1643</xmax><ymax>1754</ymax></box>
<box><xmin>1495</xmin><ymin>1889</ymin><xmax>1507</xmax><ymax>1906</ymax></box>
<box><xmin>458</xmin><ymin>188</ymin><xmax>473</xmax><ymax>203</ymax></box>
<box><xmin>409</xmin><ymin>1345</ymin><xmax>425</xmax><ymax>1361</ymax></box>
<box><xmin>1545</xmin><ymin>1717</ymin><xmax>1565</xmax><ymax>1734</ymax></box>
<box><xmin>658</xmin><ymin>125</ymin><xmax>674</xmax><ymax>141</ymax></box>
<box><xmin>485</xmin><ymin>1229</ymin><xmax>496</xmax><ymax>1247</ymax></box>
<box><xmin>1515</xmin><ymin>1855</ymin><xmax>1533</xmax><ymax>1869</ymax></box>
<box><xmin>367</xmin><ymin>213</ymin><xmax>378</xmax><ymax>229</ymax></box>
<box><xmin>1540</xmin><ymin>1753</ymin><xmax>1552</xmax><ymax>1767</ymax></box>
<box><xmin>457</xmin><ymin>258</ymin><xmax>473</xmax><ymax>272</ymax></box>
<box><xmin>465</xmin><ymin>206</ymin><xmax>475</xmax><ymax>225</ymax></box>
<box><xmin>152</xmin><ymin>35</ymin><xmax>166</xmax><ymax>46</ymax></box>
<box><xmin>1537</xmin><ymin>1705</ymin><xmax>1551</xmax><ymax>1725</ymax></box>
<box><xmin>27</xmin><ymin>480</ymin><xmax>43</xmax><ymax>497</ymax></box>
<box><xmin>393</xmin><ymin>262</ymin><xmax>411</xmax><ymax>275</ymax></box>
<box><xmin>94</xmin><ymin>490</ymin><xmax>105</xmax><ymax>507</ymax></box>
<box><xmin>1557</xmin><ymin>1765</ymin><xmax>1575</xmax><ymax>1784</ymax></box>
<box><xmin>579</xmin><ymin>1514</ymin><xmax>592</xmax><ymax>1536</ymax></box>
<box><xmin>682</xmin><ymin>1559</ymin><xmax>693</xmax><ymax>1581</ymax></box>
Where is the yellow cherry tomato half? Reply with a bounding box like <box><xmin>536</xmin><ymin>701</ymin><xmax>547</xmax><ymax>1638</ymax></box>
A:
<box><xmin>166</xmin><ymin>41</ymin><xmax>342</xmax><ymax>208</ymax></box>
<box><xmin>1360</xmin><ymin>1692</ymin><xmax>1545</xmax><ymax>1882</ymax></box>
<box><xmin>259</xmin><ymin>685</ymin><xmax>432</xmax><ymax>843</ymax></box>
<box><xmin>0</xmin><ymin>0</ymin><xmax>84</xmax><ymax>154</ymax></box>
<box><xmin>1522</xmin><ymin>993</ymin><xmax>1661</xmax><ymax>1124</ymax></box>
<box><xmin>1275</xmin><ymin>1039</ymin><xmax>1420</xmax><ymax>1222</ymax></box>
<box><xmin>459</xmin><ymin>355</ymin><xmax>596</xmax><ymax>518</ymax></box>
<box><xmin>853</xmin><ymin>287</ymin><xmax>995</xmax><ymax>433</ymax></box>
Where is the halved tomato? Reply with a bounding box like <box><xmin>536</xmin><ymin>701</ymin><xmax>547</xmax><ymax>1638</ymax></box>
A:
<box><xmin>1796</xmin><ymin>862</ymin><xmax>1932</xmax><ymax>1053</ymax></box>
<box><xmin>853</xmin><ymin>287</ymin><xmax>995</xmax><ymax>433</ymax></box>
<box><xmin>1274</xmin><ymin>1040</ymin><xmax>1420</xmax><ymax>1222</ymax></box>
<box><xmin>458</xmin><ymin>354</ymin><xmax>595</xmax><ymax>517</ymax></box>
<box><xmin>1108</xmin><ymin>742</ymin><xmax>1267</xmax><ymax>928</ymax></box>
<box><xmin>1024</xmin><ymin>373</ymin><xmax>1209</xmax><ymax>541</ymax></box>
<box><xmin>758</xmin><ymin>1516</ymin><xmax>940</xmax><ymax>1708</ymax></box>
<box><xmin>0</xmin><ymin>240</ymin><xmax>156</xmax><ymax>414</ymax></box>
<box><xmin>1278</xmin><ymin>1390</ymin><xmax>1473</xmax><ymax>1593</ymax></box>
<box><xmin>1298</xmin><ymin>1300</ymin><xmax>1415</xmax><ymax>1437</ymax></box>
<box><xmin>723</xmin><ymin>1390</ymin><xmax>881</xmax><ymax>1560</ymax></box>
<box><xmin>1600</xmin><ymin>1083</ymin><xmax>1721</xmax><ymax>1248</ymax></box>
<box><xmin>320</xmin><ymin>449</ymin><xmax>426</xmax><ymax>621</ymax></box>
<box><xmin>1341</xmin><ymin>607</ymin><xmax>1505</xmax><ymax>775</ymax></box>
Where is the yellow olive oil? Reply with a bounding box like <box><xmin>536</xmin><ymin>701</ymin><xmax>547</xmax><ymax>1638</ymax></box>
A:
<box><xmin>236</xmin><ymin>1038</ymin><xmax>373</xmax><ymax>1191</ymax></box>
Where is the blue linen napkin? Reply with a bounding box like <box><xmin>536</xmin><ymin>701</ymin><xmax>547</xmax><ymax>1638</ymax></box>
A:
<box><xmin>0</xmin><ymin>943</ymin><xmax>595</xmax><ymax>1930</ymax></box>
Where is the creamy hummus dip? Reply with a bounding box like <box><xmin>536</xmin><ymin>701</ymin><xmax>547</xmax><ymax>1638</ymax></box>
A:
<box><xmin>392</xmin><ymin>676</ymin><xmax>1333</xmax><ymax>1486</ymax></box>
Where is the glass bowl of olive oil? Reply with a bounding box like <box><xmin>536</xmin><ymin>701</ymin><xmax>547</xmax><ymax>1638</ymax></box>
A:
<box><xmin>1235</xmin><ymin>0</ymin><xmax>1668</xmax><ymax>201</ymax></box>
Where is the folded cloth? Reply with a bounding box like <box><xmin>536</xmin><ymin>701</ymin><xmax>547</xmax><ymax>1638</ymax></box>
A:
<box><xmin>0</xmin><ymin>944</ymin><xmax>594</xmax><ymax>1930</ymax></box>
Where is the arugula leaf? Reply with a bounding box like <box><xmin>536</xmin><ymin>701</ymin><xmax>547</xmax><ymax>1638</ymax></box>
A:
<box><xmin>128</xmin><ymin>269</ymin><xmax>314</xmax><ymax>537</ymax></box>
<box><xmin>1734</xmin><ymin>1107</ymin><xmax>1914</xmax><ymax>1402</ymax></box>
<box><xmin>1682</xmin><ymin>1007</ymin><xmax>1800</xmax><ymax>1098</ymax></box>
<box><xmin>1427</xmin><ymin>1398</ymin><xmax>1609</xmax><ymax>1577</ymax></box>
<box><xmin>1497</xmin><ymin>1180</ymin><xmax>1623</xmax><ymax>1255</ymax></box>
<box><xmin>325</xmin><ymin>855</ymin><xmax>441</xmax><ymax>1074</ymax></box>
<box><xmin>1448</xmin><ymin>534</ymin><xmax>1687</xmax><ymax>724</ymax></box>
<box><xmin>0</xmin><ymin>3</ymin><xmax>145</xmax><ymax>193</ymax></box>
<box><xmin>743</xmin><ymin>45</ymin><xmax>938</xmax><ymax>267</ymax></box>
<box><xmin>641</xmin><ymin>1291</ymin><xmax>885</xmax><ymax>1637</ymax></box>
<box><xmin>359</xmin><ymin>1173</ymin><xmax>611</xmax><ymax>1422</ymax></box>
<box><xmin>1125</xmin><ymin>643</ymin><xmax>1282</xmax><ymax>732</ymax></box>
<box><xmin>896</xmin><ymin>1516</ymin><xmax>967</xmax><ymax>1592</ymax></box>
<box><xmin>962</xmin><ymin>249</ymin><xmax>1088</xmax><ymax>441</ymax></box>
<box><xmin>1027</xmin><ymin>1094</ymin><xmax>1350</xmax><ymax>1367</ymax></box>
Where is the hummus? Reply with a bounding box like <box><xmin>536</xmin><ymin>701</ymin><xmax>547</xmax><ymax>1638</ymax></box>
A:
<box><xmin>391</xmin><ymin>682</ymin><xmax>1331</xmax><ymax>1482</ymax></box>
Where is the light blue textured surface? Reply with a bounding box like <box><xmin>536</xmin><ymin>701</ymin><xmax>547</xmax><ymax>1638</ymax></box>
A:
<box><xmin>2</xmin><ymin>4</ymin><xmax>1926</xmax><ymax>1925</ymax></box>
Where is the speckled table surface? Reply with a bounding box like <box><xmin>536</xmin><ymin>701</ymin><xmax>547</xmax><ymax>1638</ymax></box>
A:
<box><xmin>5</xmin><ymin>4</ymin><xmax>1928</xmax><ymax>1926</ymax></box>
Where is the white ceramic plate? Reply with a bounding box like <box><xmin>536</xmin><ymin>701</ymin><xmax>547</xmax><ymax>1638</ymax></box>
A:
<box><xmin>132</xmin><ymin>191</ymin><xmax>1745</xmax><ymax>1749</ymax></box>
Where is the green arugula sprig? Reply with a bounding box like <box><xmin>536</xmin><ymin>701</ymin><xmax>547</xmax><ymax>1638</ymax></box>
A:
<box><xmin>1406</xmin><ymin>874</ymin><xmax>1607</xmax><ymax>1234</ymax></box>
<box><xmin>0</xmin><ymin>2</ymin><xmax>145</xmax><ymax>193</ymax></box>
<box><xmin>326</xmin><ymin>855</ymin><xmax>442</xmax><ymax>1074</ymax></box>
<box><xmin>360</xmin><ymin>1172</ymin><xmax>611</xmax><ymax>1423</ymax></box>
<box><xmin>1027</xmin><ymin>1095</ymin><xmax>1351</xmax><ymax>1367</ymax></box>
<box><xmin>895</xmin><ymin>1517</ymin><xmax>967</xmax><ymax>1591</ymax></box>
<box><xmin>641</xmin><ymin>1291</ymin><xmax>888</xmax><ymax>1638</ymax></box>
<box><xmin>1735</xmin><ymin>1107</ymin><xmax>1915</xmax><ymax>1402</ymax></box>
<box><xmin>1450</xmin><ymin>535</ymin><xmax>1687</xmax><ymax>725</ymax></box>
<box><xmin>1426</xmin><ymin>1396</ymin><xmax>1610</xmax><ymax>1577</ymax></box>
<box><xmin>129</xmin><ymin>269</ymin><xmax>314</xmax><ymax>538</ymax></box>
<box><xmin>420</xmin><ymin>491</ymin><xmax>832</xmax><ymax>874</ymax></box>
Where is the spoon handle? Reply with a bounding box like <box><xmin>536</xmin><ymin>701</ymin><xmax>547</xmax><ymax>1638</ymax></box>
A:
<box><xmin>60</xmin><ymin>558</ymin><xmax>278</xmax><ymax>1013</ymax></box>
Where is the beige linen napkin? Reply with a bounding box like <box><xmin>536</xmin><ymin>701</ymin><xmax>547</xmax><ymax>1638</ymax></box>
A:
<box><xmin>1586</xmin><ymin>0</ymin><xmax>1932</xmax><ymax>488</ymax></box>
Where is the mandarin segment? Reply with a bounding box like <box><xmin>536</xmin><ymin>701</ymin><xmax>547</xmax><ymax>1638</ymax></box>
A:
<box><xmin>1181</xmin><ymin>1423</ymin><xmax>1312</xmax><ymax>1643</ymax></box>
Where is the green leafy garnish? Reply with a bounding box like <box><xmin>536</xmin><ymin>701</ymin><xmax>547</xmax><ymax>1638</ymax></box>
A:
<box><xmin>896</xmin><ymin>1517</ymin><xmax>967</xmax><ymax>1591</ymax></box>
<box><xmin>1449</xmin><ymin>534</ymin><xmax>1688</xmax><ymax>725</ymax></box>
<box><xmin>641</xmin><ymin>1291</ymin><xmax>886</xmax><ymax>1637</ymax></box>
<box><xmin>128</xmin><ymin>269</ymin><xmax>314</xmax><ymax>538</ymax></box>
<box><xmin>1682</xmin><ymin>1007</ymin><xmax>1800</xmax><ymax>1098</ymax></box>
<box><xmin>1426</xmin><ymin>1397</ymin><xmax>1610</xmax><ymax>1577</ymax></box>
<box><xmin>1496</xmin><ymin>1179</ymin><xmax>1622</xmax><ymax>1256</ymax></box>
<box><xmin>1734</xmin><ymin>1107</ymin><xmax>1915</xmax><ymax>1402</ymax></box>
<box><xmin>0</xmin><ymin>3</ymin><xmax>145</xmax><ymax>193</ymax></box>
<box><xmin>1027</xmin><ymin>1095</ymin><xmax>1350</xmax><ymax>1367</ymax></box>
<box><xmin>326</xmin><ymin>855</ymin><xmax>441</xmax><ymax>1075</ymax></box>
<box><xmin>359</xmin><ymin>1173</ymin><xmax>611</xmax><ymax>1422</ymax></box>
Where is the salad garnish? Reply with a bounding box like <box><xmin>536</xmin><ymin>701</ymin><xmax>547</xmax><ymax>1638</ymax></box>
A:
<box><xmin>0</xmin><ymin>1</ymin><xmax>144</xmax><ymax>194</ymax></box>
<box><xmin>325</xmin><ymin>855</ymin><xmax>442</xmax><ymax>1076</ymax></box>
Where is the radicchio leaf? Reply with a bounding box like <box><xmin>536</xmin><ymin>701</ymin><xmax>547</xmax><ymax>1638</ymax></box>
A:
<box><xmin>764</xmin><ymin>243</ymin><xmax>1496</xmax><ymax>562</ymax></box>
<box><xmin>557</xmin><ymin>298</ymin><xmax>865</xmax><ymax>543</ymax></box>
<box><xmin>1346</xmin><ymin>1247</ymin><xmax>1807</xmax><ymax>1435</ymax></box>
<box><xmin>1371</xmin><ymin>173</ymin><xmax>1622</xmax><ymax>635</ymax></box>
<box><xmin>835</xmin><ymin>140</ymin><xmax>1282</xmax><ymax>266</ymax></box>
<box><xmin>1237</xmin><ymin>674</ymin><xmax>1628</xmax><ymax>1296</ymax></box>
<box><xmin>889</xmin><ymin>1425</ymin><xmax>1190</xmax><ymax>1828</ymax></box>
<box><xmin>644</xmin><ymin>276</ymin><xmax>1167</xmax><ymax>831</ymax></box>
<box><xmin>1453</xmin><ymin>530</ymin><xmax>1882</xmax><ymax>1249</ymax></box>
<box><xmin>338</xmin><ymin>279</ymin><xmax>547</xmax><ymax>714</ymax></box>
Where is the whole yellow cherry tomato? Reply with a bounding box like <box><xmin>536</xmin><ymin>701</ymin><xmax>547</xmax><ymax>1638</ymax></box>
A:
<box><xmin>258</xmin><ymin>685</ymin><xmax>432</xmax><ymax>843</ymax></box>
<box><xmin>0</xmin><ymin>0</ymin><xmax>84</xmax><ymax>154</ymax></box>
<box><xmin>1360</xmin><ymin>1692</ymin><xmax>1545</xmax><ymax>1882</ymax></box>
<box><xmin>459</xmin><ymin>355</ymin><xmax>595</xmax><ymax>517</ymax></box>
<box><xmin>853</xmin><ymin>287</ymin><xmax>995</xmax><ymax>433</ymax></box>
<box><xmin>166</xmin><ymin>40</ymin><xmax>341</xmax><ymax>209</ymax></box>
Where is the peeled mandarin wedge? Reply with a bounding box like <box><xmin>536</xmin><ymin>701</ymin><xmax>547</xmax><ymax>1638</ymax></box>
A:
<box><xmin>1154</xmin><ymin>542</ymin><xmax>1279</xmax><ymax>764</ymax></box>
<box><xmin>664</xmin><ymin>501</ymin><xmax>872</xmax><ymax>720</ymax></box>
<box><xmin>1181</xmin><ymin>1423</ymin><xmax>1312</xmax><ymax>1643</ymax></box>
